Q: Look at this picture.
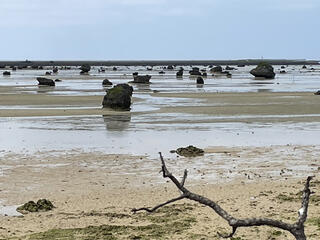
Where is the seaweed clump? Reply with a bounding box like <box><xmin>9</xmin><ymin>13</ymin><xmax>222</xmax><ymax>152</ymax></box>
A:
<box><xmin>17</xmin><ymin>199</ymin><xmax>55</xmax><ymax>214</ymax></box>
<box><xmin>175</xmin><ymin>145</ymin><xmax>204</xmax><ymax>157</ymax></box>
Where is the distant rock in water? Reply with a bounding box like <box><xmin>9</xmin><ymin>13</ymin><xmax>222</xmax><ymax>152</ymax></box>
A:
<box><xmin>175</xmin><ymin>145</ymin><xmax>204</xmax><ymax>157</ymax></box>
<box><xmin>102</xmin><ymin>84</ymin><xmax>133</xmax><ymax>110</ymax></box>
<box><xmin>37</xmin><ymin>77</ymin><xmax>55</xmax><ymax>86</ymax></box>
<box><xmin>250</xmin><ymin>62</ymin><xmax>276</xmax><ymax>79</ymax></box>
<box><xmin>167</xmin><ymin>65</ymin><xmax>174</xmax><ymax>70</ymax></box>
<box><xmin>55</xmin><ymin>79</ymin><xmax>62</xmax><ymax>82</ymax></box>
<box><xmin>132</xmin><ymin>72</ymin><xmax>139</xmax><ymax>76</ymax></box>
<box><xmin>202</xmin><ymin>72</ymin><xmax>207</xmax><ymax>77</ymax></box>
<box><xmin>314</xmin><ymin>90</ymin><xmax>320</xmax><ymax>95</ymax></box>
<box><xmin>237</xmin><ymin>64</ymin><xmax>246</xmax><ymax>67</ymax></box>
<box><xmin>176</xmin><ymin>69</ymin><xmax>183</xmax><ymax>77</ymax></box>
<box><xmin>113</xmin><ymin>67</ymin><xmax>118</xmax><ymax>71</ymax></box>
<box><xmin>280</xmin><ymin>70</ymin><xmax>286</xmax><ymax>74</ymax></box>
<box><xmin>3</xmin><ymin>71</ymin><xmax>11</xmax><ymax>76</ymax></box>
<box><xmin>196</xmin><ymin>76</ymin><xmax>204</xmax><ymax>84</ymax></box>
<box><xmin>45</xmin><ymin>71</ymin><xmax>52</xmax><ymax>75</ymax></box>
<box><xmin>225</xmin><ymin>66</ymin><xmax>236</xmax><ymax>71</ymax></box>
<box><xmin>302</xmin><ymin>65</ymin><xmax>307</xmax><ymax>69</ymax></box>
<box><xmin>281</xmin><ymin>66</ymin><xmax>286</xmax><ymax>69</ymax></box>
<box><xmin>210</xmin><ymin>66</ymin><xmax>223</xmax><ymax>73</ymax></box>
<box><xmin>102</xmin><ymin>79</ymin><xmax>113</xmax><ymax>86</ymax></box>
<box><xmin>17</xmin><ymin>199</ymin><xmax>55</xmax><ymax>214</ymax></box>
<box><xmin>80</xmin><ymin>64</ymin><xmax>91</xmax><ymax>74</ymax></box>
<box><xmin>159</xmin><ymin>70</ymin><xmax>165</xmax><ymax>74</ymax></box>
<box><xmin>189</xmin><ymin>67</ymin><xmax>201</xmax><ymax>76</ymax></box>
<box><xmin>131</xmin><ymin>75</ymin><xmax>152</xmax><ymax>84</ymax></box>
<box><xmin>53</xmin><ymin>67</ymin><xmax>58</xmax><ymax>73</ymax></box>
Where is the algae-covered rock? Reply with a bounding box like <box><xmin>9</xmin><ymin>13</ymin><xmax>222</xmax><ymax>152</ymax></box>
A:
<box><xmin>17</xmin><ymin>199</ymin><xmax>55</xmax><ymax>214</ymax></box>
<box><xmin>102</xmin><ymin>83</ymin><xmax>133</xmax><ymax>110</ymax></box>
<box><xmin>250</xmin><ymin>62</ymin><xmax>275</xmax><ymax>79</ymax></box>
<box><xmin>175</xmin><ymin>145</ymin><xmax>204</xmax><ymax>157</ymax></box>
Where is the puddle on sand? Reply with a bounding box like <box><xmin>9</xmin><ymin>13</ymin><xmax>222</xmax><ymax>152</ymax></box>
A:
<box><xmin>0</xmin><ymin>201</ymin><xmax>22</xmax><ymax>217</ymax></box>
<box><xmin>1</xmin><ymin>115</ymin><xmax>320</xmax><ymax>158</ymax></box>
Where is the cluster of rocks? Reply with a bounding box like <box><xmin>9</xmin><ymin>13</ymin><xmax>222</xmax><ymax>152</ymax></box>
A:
<box><xmin>80</xmin><ymin>64</ymin><xmax>91</xmax><ymax>74</ymax></box>
<box><xmin>17</xmin><ymin>199</ymin><xmax>55</xmax><ymax>214</ymax></box>
<box><xmin>3</xmin><ymin>71</ymin><xmax>11</xmax><ymax>76</ymax></box>
<box><xmin>102</xmin><ymin>84</ymin><xmax>133</xmax><ymax>110</ymax></box>
<box><xmin>173</xmin><ymin>145</ymin><xmax>205</xmax><ymax>157</ymax></box>
<box><xmin>176</xmin><ymin>69</ymin><xmax>183</xmax><ymax>77</ymax></box>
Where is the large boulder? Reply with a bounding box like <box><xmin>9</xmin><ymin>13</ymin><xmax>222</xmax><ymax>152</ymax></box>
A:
<box><xmin>37</xmin><ymin>77</ymin><xmax>55</xmax><ymax>86</ymax></box>
<box><xmin>131</xmin><ymin>75</ymin><xmax>152</xmax><ymax>84</ymax></box>
<box><xmin>102</xmin><ymin>84</ymin><xmax>133</xmax><ymax>110</ymax></box>
<box><xmin>175</xmin><ymin>145</ymin><xmax>204</xmax><ymax>157</ymax></box>
<box><xmin>80</xmin><ymin>64</ymin><xmax>91</xmax><ymax>73</ymax></box>
<box><xmin>250</xmin><ymin>62</ymin><xmax>275</xmax><ymax>79</ymax></box>
<box><xmin>3</xmin><ymin>71</ymin><xmax>11</xmax><ymax>76</ymax></box>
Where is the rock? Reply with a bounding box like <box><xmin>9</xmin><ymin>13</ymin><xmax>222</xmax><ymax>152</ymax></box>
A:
<box><xmin>102</xmin><ymin>79</ymin><xmax>113</xmax><ymax>86</ymax></box>
<box><xmin>250</xmin><ymin>62</ymin><xmax>276</xmax><ymax>79</ymax></box>
<box><xmin>281</xmin><ymin>66</ymin><xmax>286</xmax><ymax>69</ymax></box>
<box><xmin>37</xmin><ymin>77</ymin><xmax>55</xmax><ymax>86</ymax></box>
<box><xmin>55</xmin><ymin>79</ymin><xmax>62</xmax><ymax>82</ymax></box>
<box><xmin>225</xmin><ymin>66</ymin><xmax>236</xmax><ymax>71</ymax></box>
<box><xmin>147</xmin><ymin>67</ymin><xmax>152</xmax><ymax>71</ymax></box>
<box><xmin>102</xmin><ymin>84</ymin><xmax>133</xmax><ymax>110</ymax></box>
<box><xmin>196</xmin><ymin>77</ymin><xmax>204</xmax><ymax>84</ymax></box>
<box><xmin>17</xmin><ymin>199</ymin><xmax>54</xmax><ymax>214</ymax></box>
<box><xmin>113</xmin><ymin>67</ymin><xmax>118</xmax><ymax>71</ymax></box>
<box><xmin>202</xmin><ymin>72</ymin><xmax>207</xmax><ymax>77</ymax></box>
<box><xmin>237</xmin><ymin>64</ymin><xmax>246</xmax><ymax>67</ymax></box>
<box><xmin>45</xmin><ymin>71</ymin><xmax>52</xmax><ymax>75</ymax></box>
<box><xmin>280</xmin><ymin>70</ymin><xmax>286</xmax><ymax>74</ymax></box>
<box><xmin>314</xmin><ymin>90</ymin><xmax>320</xmax><ymax>95</ymax></box>
<box><xmin>176</xmin><ymin>69</ymin><xmax>183</xmax><ymax>77</ymax></box>
<box><xmin>302</xmin><ymin>65</ymin><xmax>307</xmax><ymax>69</ymax></box>
<box><xmin>210</xmin><ymin>66</ymin><xmax>223</xmax><ymax>73</ymax></box>
<box><xmin>80</xmin><ymin>64</ymin><xmax>91</xmax><ymax>73</ymax></box>
<box><xmin>53</xmin><ymin>67</ymin><xmax>58</xmax><ymax>73</ymax></box>
<box><xmin>132</xmin><ymin>72</ymin><xmax>139</xmax><ymax>76</ymax></box>
<box><xmin>189</xmin><ymin>67</ymin><xmax>201</xmax><ymax>76</ymax></box>
<box><xmin>226</xmin><ymin>73</ymin><xmax>232</xmax><ymax>78</ymax></box>
<box><xmin>176</xmin><ymin>145</ymin><xmax>204</xmax><ymax>157</ymax></box>
<box><xmin>3</xmin><ymin>71</ymin><xmax>11</xmax><ymax>76</ymax></box>
<box><xmin>159</xmin><ymin>71</ymin><xmax>165</xmax><ymax>74</ymax></box>
<box><xmin>167</xmin><ymin>65</ymin><xmax>174</xmax><ymax>70</ymax></box>
<box><xmin>131</xmin><ymin>75</ymin><xmax>152</xmax><ymax>84</ymax></box>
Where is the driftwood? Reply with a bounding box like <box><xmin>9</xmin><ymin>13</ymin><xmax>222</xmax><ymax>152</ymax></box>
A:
<box><xmin>132</xmin><ymin>152</ymin><xmax>314</xmax><ymax>240</ymax></box>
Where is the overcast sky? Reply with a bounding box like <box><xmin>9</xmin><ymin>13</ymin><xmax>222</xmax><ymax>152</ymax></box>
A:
<box><xmin>0</xmin><ymin>0</ymin><xmax>319</xmax><ymax>60</ymax></box>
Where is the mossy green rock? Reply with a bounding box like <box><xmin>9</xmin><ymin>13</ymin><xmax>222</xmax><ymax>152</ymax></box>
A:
<box><xmin>250</xmin><ymin>62</ymin><xmax>275</xmax><ymax>79</ymax></box>
<box><xmin>102</xmin><ymin>84</ymin><xmax>133</xmax><ymax>110</ymax></box>
<box><xmin>17</xmin><ymin>199</ymin><xmax>55</xmax><ymax>214</ymax></box>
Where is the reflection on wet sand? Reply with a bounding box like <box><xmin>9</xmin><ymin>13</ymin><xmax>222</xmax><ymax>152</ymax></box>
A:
<box><xmin>103</xmin><ymin>114</ymin><xmax>131</xmax><ymax>131</ymax></box>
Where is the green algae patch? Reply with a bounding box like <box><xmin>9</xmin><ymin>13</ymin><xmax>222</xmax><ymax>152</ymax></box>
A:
<box><xmin>17</xmin><ymin>199</ymin><xmax>55</xmax><ymax>214</ymax></box>
<box><xmin>9</xmin><ymin>204</ymin><xmax>197</xmax><ymax>240</ymax></box>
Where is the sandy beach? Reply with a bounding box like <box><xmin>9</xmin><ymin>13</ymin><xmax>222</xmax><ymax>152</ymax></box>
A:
<box><xmin>0</xmin><ymin>65</ymin><xmax>320</xmax><ymax>239</ymax></box>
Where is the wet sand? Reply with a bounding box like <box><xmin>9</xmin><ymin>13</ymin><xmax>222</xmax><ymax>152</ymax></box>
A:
<box><xmin>0</xmin><ymin>149</ymin><xmax>319</xmax><ymax>239</ymax></box>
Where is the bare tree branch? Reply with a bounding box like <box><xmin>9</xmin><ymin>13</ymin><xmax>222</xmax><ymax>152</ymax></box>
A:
<box><xmin>133</xmin><ymin>153</ymin><xmax>315</xmax><ymax>240</ymax></box>
<box><xmin>132</xmin><ymin>195</ymin><xmax>186</xmax><ymax>213</ymax></box>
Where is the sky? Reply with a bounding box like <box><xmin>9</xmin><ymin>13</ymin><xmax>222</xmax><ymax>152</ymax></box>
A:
<box><xmin>0</xmin><ymin>0</ymin><xmax>319</xmax><ymax>60</ymax></box>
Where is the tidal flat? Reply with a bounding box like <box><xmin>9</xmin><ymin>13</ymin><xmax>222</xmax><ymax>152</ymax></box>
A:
<box><xmin>0</xmin><ymin>64</ymin><xmax>320</xmax><ymax>239</ymax></box>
